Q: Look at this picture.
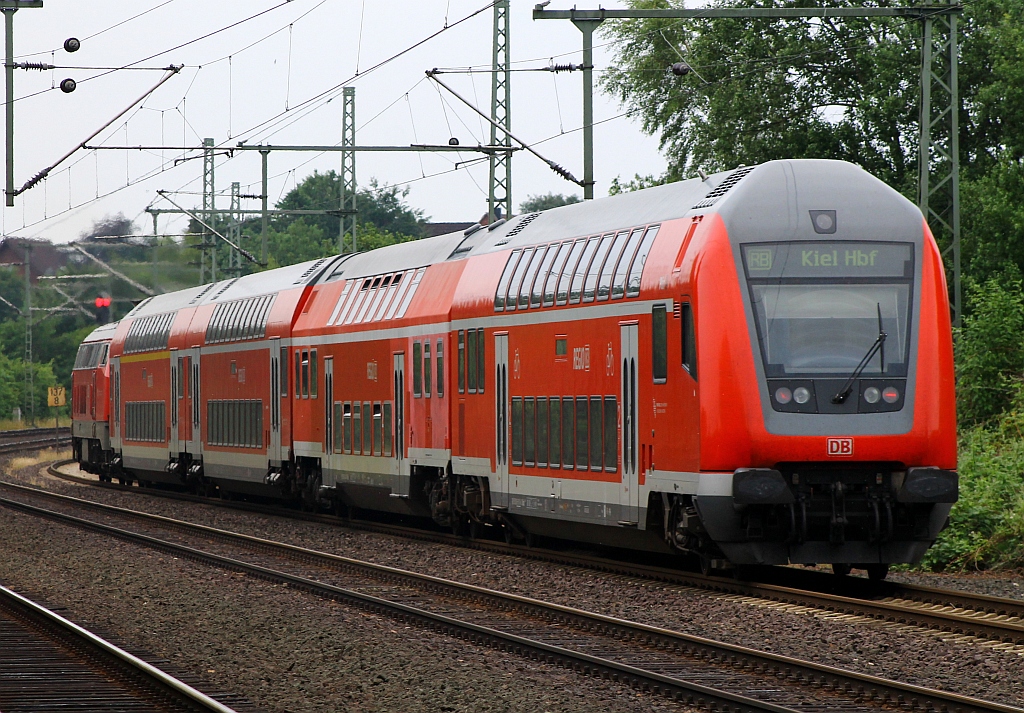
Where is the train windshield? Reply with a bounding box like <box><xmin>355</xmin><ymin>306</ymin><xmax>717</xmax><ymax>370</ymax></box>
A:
<box><xmin>742</xmin><ymin>241</ymin><xmax>914</xmax><ymax>377</ymax></box>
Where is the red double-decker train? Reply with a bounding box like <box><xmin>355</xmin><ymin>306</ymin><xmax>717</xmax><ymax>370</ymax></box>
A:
<box><xmin>72</xmin><ymin>159</ymin><xmax>957</xmax><ymax>578</ymax></box>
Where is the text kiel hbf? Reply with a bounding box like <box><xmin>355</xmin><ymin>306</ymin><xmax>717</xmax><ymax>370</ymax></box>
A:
<box><xmin>802</xmin><ymin>248</ymin><xmax>879</xmax><ymax>267</ymax></box>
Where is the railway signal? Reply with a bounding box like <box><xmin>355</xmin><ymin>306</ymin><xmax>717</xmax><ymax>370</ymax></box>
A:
<box><xmin>93</xmin><ymin>295</ymin><xmax>111</xmax><ymax>324</ymax></box>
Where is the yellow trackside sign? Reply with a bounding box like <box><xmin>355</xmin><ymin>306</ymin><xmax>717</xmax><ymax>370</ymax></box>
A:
<box><xmin>47</xmin><ymin>386</ymin><xmax>66</xmax><ymax>407</ymax></box>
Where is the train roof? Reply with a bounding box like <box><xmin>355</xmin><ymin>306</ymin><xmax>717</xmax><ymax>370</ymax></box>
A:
<box><xmin>321</xmin><ymin>231</ymin><xmax>467</xmax><ymax>282</ymax></box>
<box><xmin>81</xmin><ymin>321</ymin><xmax>118</xmax><ymax>343</ymax></box>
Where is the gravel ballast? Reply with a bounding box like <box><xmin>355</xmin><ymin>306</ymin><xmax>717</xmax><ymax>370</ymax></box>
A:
<box><xmin>3</xmin><ymin>457</ymin><xmax>1023</xmax><ymax>708</ymax></box>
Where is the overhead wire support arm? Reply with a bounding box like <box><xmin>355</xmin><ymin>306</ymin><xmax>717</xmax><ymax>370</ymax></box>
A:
<box><xmin>426</xmin><ymin>70</ymin><xmax>584</xmax><ymax>188</ymax></box>
<box><xmin>12</xmin><ymin>64</ymin><xmax>182</xmax><ymax>198</ymax></box>
<box><xmin>68</xmin><ymin>244</ymin><xmax>156</xmax><ymax>297</ymax></box>
<box><xmin>156</xmin><ymin>191</ymin><xmax>264</xmax><ymax>267</ymax></box>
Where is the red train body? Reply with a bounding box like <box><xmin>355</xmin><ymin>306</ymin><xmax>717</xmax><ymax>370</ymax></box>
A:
<box><xmin>74</xmin><ymin>159</ymin><xmax>958</xmax><ymax>575</ymax></box>
<box><xmin>71</xmin><ymin>321</ymin><xmax>116</xmax><ymax>476</ymax></box>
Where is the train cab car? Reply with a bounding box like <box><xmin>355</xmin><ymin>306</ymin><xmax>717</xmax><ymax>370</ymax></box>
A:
<box><xmin>449</xmin><ymin>158</ymin><xmax>956</xmax><ymax>576</ymax></box>
<box><xmin>72</xmin><ymin>321</ymin><xmax>117</xmax><ymax>478</ymax></box>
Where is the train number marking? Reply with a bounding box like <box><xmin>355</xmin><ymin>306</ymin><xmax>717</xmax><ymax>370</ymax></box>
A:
<box><xmin>573</xmin><ymin>345</ymin><xmax>591</xmax><ymax>372</ymax></box>
<box><xmin>826</xmin><ymin>437</ymin><xmax>854</xmax><ymax>457</ymax></box>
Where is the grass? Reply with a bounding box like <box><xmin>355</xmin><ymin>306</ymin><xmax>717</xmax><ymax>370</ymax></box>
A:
<box><xmin>0</xmin><ymin>415</ymin><xmax>71</xmax><ymax>431</ymax></box>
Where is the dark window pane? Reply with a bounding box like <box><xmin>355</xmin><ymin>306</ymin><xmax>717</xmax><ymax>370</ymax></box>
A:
<box><xmin>590</xmin><ymin>396</ymin><xmax>603</xmax><ymax>470</ymax></box>
<box><xmin>363</xmin><ymin>400</ymin><xmax>372</xmax><ymax>454</ymax></box>
<box><xmin>543</xmin><ymin>242</ymin><xmax>572</xmax><ymax>306</ymax></box>
<box><xmin>556</xmin><ymin>240</ymin><xmax>585</xmax><ymax>305</ymax></box>
<box><xmin>310</xmin><ymin>349</ymin><xmax>318</xmax><ymax>398</ymax></box>
<box><xmin>549</xmin><ymin>398</ymin><xmax>561</xmax><ymax>468</ymax></box>
<box><xmin>295</xmin><ymin>351</ymin><xmax>301</xmax><ymax>400</ymax></box>
<box><xmin>537</xmin><ymin>397</ymin><xmax>549</xmax><ymax>467</ymax></box>
<box><xmin>561</xmin><ymin>397</ymin><xmax>573</xmax><ymax>468</ymax></box>
<box><xmin>333</xmin><ymin>402</ymin><xmax>343</xmax><ymax>454</ymax></box>
<box><xmin>524</xmin><ymin>397</ymin><xmax>536</xmax><ymax>466</ymax></box>
<box><xmin>280</xmin><ymin>346</ymin><xmax>288</xmax><ymax>396</ymax></box>
<box><xmin>301</xmin><ymin>350</ymin><xmax>309</xmax><ymax>397</ymax></box>
<box><xmin>604</xmin><ymin>397</ymin><xmax>618</xmax><ymax>472</ymax></box>
<box><xmin>652</xmin><ymin>305</ymin><xmax>668</xmax><ymax>383</ymax></box>
<box><xmin>627</xmin><ymin>225</ymin><xmax>661</xmax><ymax>297</ymax></box>
<box><xmin>424</xmin><ymin>342</ymin><xmax>432</xmax><ymax>397</ymax></box>
<box><xmin>343</xmin><ymin>403</ymin><xmax>352</xmax><ymax>453</ymax></box>
<box><xmin>518</xmin><ymin>247</ymin><xmax>545</xmax><ymax>309</ymax></box>
<box><xmin>467</xmin><ymin>331</ymin><xmax>477</xmax><ymax>393</ymax></box>
<box><xmin>352</xmin><ymin>403</ymin><xmax>361</xmax><ymax>454</ymax></box>
<box><xmin>437</xmin><ymin>340</ymin><xmax>444</xmax><ymax>397</ymax></box>
<box><xmin>373</xmin><ymin>403</ymin><xmax>382</xmax><ymax>455</ymax></box>
<box><xmin>569</xmin><ymin>238</ymin><xmax>600</xmax><ymax>304</ymax></box>
<box><xmin>457</xmin><ymin>331</ymin><xmax>465</xmax><ymax>393</ymax></box>
<box><xmin>682</xmin><ymin>303</ymin><xmax>697</xmax><ymax>379</ymax></box>
<box><xmin>583</xmin><ymin>234</ymin><xmax>615</xmax><ymax>302</ymax></box>
<box><xmin>476</xmin><ymin>329</ymin><xmax>486</xmax><ymax>393</ymax></box>
<box><xmin>511</xmin><ymin>397</ymin><xmax>523</xmax><ymax>465</ymax></box>
<box><xmin>413</xmin><ymin>341</ymin><xmax>422</xmax><ymax>396</ymax></box>
<box><xmin>383</xmin><ymin>402</ymin><xmax>393</xmax><ymax>456</ymax></box>
<box><xmin>506</xmin><ymin>247</ymin><xmax>536</xmax><ymax>311</ymax></box>
<box><xmin>495</xmin><ymin>250</ymin><xmax>522</xmax><ymax>311</ymax></box>
<box><xmin>575</xmin><ymin>396</ymin><xmax>588</xmax><ymax>469</ymax></box>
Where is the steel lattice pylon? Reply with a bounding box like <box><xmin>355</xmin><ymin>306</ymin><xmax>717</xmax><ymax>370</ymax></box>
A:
<box><xmin>201</xmin><ymin>137</ymin><xmax>216</xmax><ymax>283</ymax></box>
<box><xmin>340</xmin><ymin>87</ymin><xmax>357</xmax><ymax>254</ymax></box>
<box><xmin>489</xmin><ymin>0</ymin><xmax>511</xmax><ymax>222</ymax></box>
<box><xmin>919</xmin><ymin>4</ymin><xmax>961</xmax><ymax>325</ymax></box>
<box><xmin>227</xmin><ymin>181</ymin><xmax>242</xmax><ymax>277</ymax></box>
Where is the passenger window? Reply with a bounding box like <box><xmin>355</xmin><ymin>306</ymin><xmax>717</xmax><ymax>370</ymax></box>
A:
<box><xmin>519</xmin><ymin>246</ymin><xmax>548</xmax><ymax>309</ymax></box>
<box><xmin>681</xmin><ymin>302</ymin><xmax>697</xmax><ymax>379</ymax></box>
<box><xmin>598</xmin><ymin>231</ymin><xmax>629</xmax><ymax>300</ymax></box>
<box><xmin>511</xmin><ymin>397</ymin><xmax>523</xmax><ymax>466</ymax></box>
<box><xmin>556</xmin><ymin>240</ymin><xmax>586</xmax><ymax>305</ymax></box>
<box><xmin>543</xmin><ymin>242</ymin><xmax>571</xmax><ymax>307</ymax></box>
<box><xmin>505</xmin><ymin>247</ymin><xmax>536</xmax><ymax>311</ymax></box>
<box><xmin>383</xmin><ymin>402</ymin><xmax>393</xmax><ymax>456</ymax></box>
<box><xmin>343</xmin><ymin>403</ymin><xmax>352</xmax><ymax>453</ymax></box>
<box><xmin>467</xmin><ymin>332</ymin><xmax>477</xmax><ymax>394</ymax></box>
<box><xmin>333</xmin><ymin>403</ymin><xmax>343</xmax><ymax>453</ymax></box>
<box><xmin>627</xmin><ymin>225</ymin><xmax>661</xmax><ymax>297</ymax></box>
<box><xmin>177</xmin><ymin>357</ymin><xmax>185</xmax><ymax>398</ymax></box>
<box><xmin>589</xmin><ymin>396</ymin><xmax>603</xmax><ymax>470</ymax></box>
<box><xmin>549</xmin><ymin>397</ymin><xmax>561</xmax><ymax>468</ymax></box>
<box><xmin>352</xmin><ymin>403</ymin><xmax>361</xmax><ymax>454</ymax></box>
<box><xmin>424</xmin><ymin>342</ymin><xmax>432</xmax><ymax>397</ymax></box>
<box><xmin>524</xmin><ymin>397</ymin><xmax>536</xmax><ymax>466</ymax></box>
<box><xmin>604</xmin><ymin>396</ymin><xmax>617</xmax><ymax>472</ymax></box>
<box><xmin>612</xmin><ymin>228</ymin><xmax>645</xmax><ymax>299</ymax></box>
<box><xmin>495</xmin><ymin>250</ymin><xmax>522</xmax><ymax>311</ymax></box>
<box><xmin>531</xmin><ymin>245</ymin><xmax>557</xmax><ymax>308</ymax></box>
<box><xmin>583</xmin><ymin>234</ymin><xmax>615</xmax><ymax>302</ymax></box>
<box><xmin>436</xmin><ymin>340</ymin><xmax>444</xmax><ymax>397</ymax></box>
<box><xmin>294</xmin><ymin>350</ymin><xmax>300</xmax><ymax>399</ymax></box>
<box><xmin>373</xmin><ymin>403</ymin><xmax>382</xmax><ymax>455</ymax></box>
<box><xmin>413</xmin><ymin>341</ymin><xmax>422</xmax><ymax>397</ymax></box>
<box><xmin>301</xmin><ymin>350</ymin><xmax>309</xmax><ymax>398</ymax></box>
<box><xmin>457</xmin><ymin>331</ymin><xmax>465</xmax><ymax>393</ymax></box>
<box><xmin>561</xmin><ymin>397</ymin><xmax>574</xmax><ymax>468</ymax></box>
<box><xmin>537</xmin><ymin>397</ymin><xmax>549</xmax><ymax>467</ymax></box>
<box><xmin>652</xmin><ymin>305</ymin><xmax>668</xmax><ymax>383</ymax></box>
<box><xmin>310</xmin><ymin>349</ymin><xmax>318</xmax><ymax>398</ymax></box>
<box><xmin>363</xmin><ymin>400</ymin><xmax>372</xmax><ymax>454</ymax></box>
<box><xmin>569</xmin><ymin>237</ymin><xmax>600</xmax><ymax>304</ymax></box>
<box><xmin>575</xmin><ymin>396</ymin><xmax>589</xmax><ymax>469</ymax></box>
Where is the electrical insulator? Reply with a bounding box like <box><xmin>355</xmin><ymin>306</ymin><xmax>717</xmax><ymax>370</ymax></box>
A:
<box><xmin>448</xmin><ymin>137</ymin><xmax>460</xmax><ymax>146</ymax></box>
<box><xmin>670</xmin><ymin>62</ymin><xmax>691</xmax><ymax>77</ymax></box>
<box><xmin>64</xmin><ymin>37</ymin><xmax>81</xmax><ymax>53</ymax></box>
<box><xmin>60</xmin><ymin>78</ymin><xmax>77</xmax><ymax>94</ymax></box>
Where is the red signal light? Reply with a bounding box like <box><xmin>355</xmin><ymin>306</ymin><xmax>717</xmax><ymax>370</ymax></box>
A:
<box><xmin>94</xmin><ymin>297</ymin><xmax>104</xmax><ymax>308</ymax></box>
<box><xmin>94</xmin><ymin>297</ymin><xmax>111</xmax><ymax>308</ymax></box>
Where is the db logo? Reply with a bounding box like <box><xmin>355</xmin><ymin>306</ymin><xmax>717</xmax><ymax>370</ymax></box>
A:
<box><xmin>827</xmin><ymin>437</ymin><xmax>854</xmax><ymax>457</ymax></box>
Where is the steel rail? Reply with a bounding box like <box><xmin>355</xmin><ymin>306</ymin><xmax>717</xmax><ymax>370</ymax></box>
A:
<box><xmin>42</xmin><ymin>461</ymin><xmax>1024</xmax><ymax>643</ymax></box>
<box><xmin>3</xmin><ymin>485</ymin><xmax>1023</xmax><ymax>713</ymax></box>
<box><xmin>0</xmin><ymin>583</ymin><xmax>238</xmax><ymax>712</ymax></box>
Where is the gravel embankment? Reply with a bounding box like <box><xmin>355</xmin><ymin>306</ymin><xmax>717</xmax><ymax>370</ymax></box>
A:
<box><xmin>5</xmin><ymin>458</ymin><xmax>1024</xmax><ymax>707</ymax></box>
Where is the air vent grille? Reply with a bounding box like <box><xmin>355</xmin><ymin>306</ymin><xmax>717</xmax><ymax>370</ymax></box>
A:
<box><xmin>294</xmin><ymin>257</ymin><xmax>331</xmax><ymax>284</ymax></box>
<box><xmin>692</xmin><ymin>165</ymin><xmax>756</xmax><ymax>210</ymax></box>
<box><xmin>494</xmin><ymin>212</ymin><xmax>541</xmax><ymax>246</ymax></box>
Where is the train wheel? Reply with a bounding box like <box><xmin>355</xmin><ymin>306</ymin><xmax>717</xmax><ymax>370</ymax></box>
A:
<box><xmin>118</xmin><ymin>476</ymin><xmax>133</xmax><ymax>487</ymax></box>
<box><xmin>832</xmin><ymin>563</ymin><xmax>852</xmax><ymax>576</ymax></box>
<box><xmin>866</xmin><ymin>564</ymin><xmax>889</xmax><ymax>581</ymax></box>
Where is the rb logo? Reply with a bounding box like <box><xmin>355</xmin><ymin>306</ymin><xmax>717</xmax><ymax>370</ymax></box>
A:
<box><xmin>826</xmin><ymin>437</ymin><xmax>854</xmax><ymax>457</ymax></box>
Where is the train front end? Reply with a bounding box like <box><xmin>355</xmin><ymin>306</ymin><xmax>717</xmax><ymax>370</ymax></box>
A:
<box><xmin>71</xmin><ymin>322</ymin><xmax>117</xmax><ymax>478</ymax></box>
<box><xmin>693</xmin><ymin>160</ymin><xmax>957</xmax><ymax>574</ymax></box>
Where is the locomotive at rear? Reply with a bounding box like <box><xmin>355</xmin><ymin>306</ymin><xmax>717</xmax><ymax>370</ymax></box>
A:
<box><xmin>678</xmin><ymin>160</ymin><xmax>957</xmax><ymax>577</ymax></box>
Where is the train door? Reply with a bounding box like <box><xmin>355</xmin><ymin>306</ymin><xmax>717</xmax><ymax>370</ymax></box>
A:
<box><xmin>494</xmin><ymin>332</ymin><xmax>509</xmax><ymax>501</ymax></box>
<box><xmin>169</xmin><ymin>349</ymin><xmax>180</xmax><ymax>456</ymax></box>
<box><xmin>620</xmin><ymin>322</ymin><xmax>639</xmax><ymax>524</ymax></box>
<box><xmin>188</xmin><ymin>346</ymin><xmax>202</xmax><ymax>456</ymax></box>
<box><xmin>324</xmin><ymin>357</ymin><xmax>334</xmax><ymax>456</ymax></box>
<box><xmin>393</xmin><ymin>352</ymin><xmax>407</xmax><ymax>496</ymax></box>
<box><xmin>111</xmin><ymin>357</ymin><xmax>121</xmax><ymax>448</ymax></box>
<box><xmin>269</xmin><ymin>338</ymin><xmax>283</xmax><ymax>463</ymax></box>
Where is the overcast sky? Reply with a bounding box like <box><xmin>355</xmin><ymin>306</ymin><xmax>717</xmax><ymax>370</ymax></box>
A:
<box><xmin>1</xmin><ymin>0</ymin><xmax>667</xmax><ymax>244</ymax></box>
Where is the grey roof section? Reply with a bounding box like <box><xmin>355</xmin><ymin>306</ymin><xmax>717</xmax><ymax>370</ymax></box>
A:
<box><xmin>82</xmin><ymin>321</ymin><xmax>119</xmax><ymax>344</ymax></box>
<box><xmin>120</xmin><ymin>283</ymin><xmax>211</xmax><ymax>321</ymax></box>
<box><xmin>322</xmin><ymin>231</ymin><xmax>468</xmax><ymax>282</ymax></box>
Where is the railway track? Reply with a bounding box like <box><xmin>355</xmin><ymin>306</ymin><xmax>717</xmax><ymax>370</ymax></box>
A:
<box><xmin>0</xmin><ymin>427</ymin><xmax>69</xmax><ymax>456</ymax></box>
<box><xmin>41</xmin><ymin>459</ymin><xmax>1024</xmax><ymax>650</ymax></box>
<box><xmin>0</xmin><ymin>582</ymin><xmax>244</xmax><ymax>712</ymax></box>
<box><xmin>1</xmin><ymin>483</ymin><xmax>1019</xmax><ymax>713</ymax></box>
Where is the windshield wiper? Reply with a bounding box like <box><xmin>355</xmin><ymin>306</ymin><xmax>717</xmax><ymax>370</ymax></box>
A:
<box><xmin>831</xmin><ymin>303</ymin><xmax>887</xmax><ymax>405</ymax></box>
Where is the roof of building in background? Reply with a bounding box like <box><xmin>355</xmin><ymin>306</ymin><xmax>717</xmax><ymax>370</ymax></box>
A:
<box><xmin>0</xmin><ymin>237</ymin><xmax>68</xmax><ymax>281</ymax></box>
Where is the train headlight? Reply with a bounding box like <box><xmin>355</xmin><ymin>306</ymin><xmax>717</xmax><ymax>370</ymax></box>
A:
<box><xmin>793</xmin><ymin>386</ymin><xmax>811</xmax><ymax>404</ymax></box>
<box><xmin>863</xmin><ymin>386</ymin><xmax>881</xmax><ymax>404</ymax></box>
<box><xmin>882</xmin><ymin>386</ymin><xmax>900</xmax><ymax>403</ymax></box>
<box><xmin>774</xmin><ymin>387</ymin><xmax>792</xmax><ymax>404</ymax></box>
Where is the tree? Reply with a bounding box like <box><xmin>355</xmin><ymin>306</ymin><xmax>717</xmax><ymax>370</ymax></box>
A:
<box><xmin>519</xmin><ymin>193</ymin><xmax>581</xmax><ymax>212</ymax></box>
<box><xmin>80</xmin><ymin>213</ymin><xmax>138</xmax><ymax>240</ymax></box>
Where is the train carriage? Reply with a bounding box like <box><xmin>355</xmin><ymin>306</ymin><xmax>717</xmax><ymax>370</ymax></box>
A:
<box><xmin>71</xmin><ymin>321</ymin><xmax>117</xmax><ymax>478</ymax></box>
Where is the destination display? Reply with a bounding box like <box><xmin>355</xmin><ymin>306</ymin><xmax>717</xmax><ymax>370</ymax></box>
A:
<box><xmin>742</xmin><ymin>241</ymin><xmax>913</xmax><ymax>279</ymax></box>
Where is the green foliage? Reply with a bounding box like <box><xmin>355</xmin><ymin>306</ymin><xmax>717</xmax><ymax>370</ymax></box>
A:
<box><xmin>922</xmin><ymin>384</ymin><xmax>1024</xmax><ymax>571</ymax></box>
<box><xmin>608</xmin><ymin>174</ymin><xmax>672</xmax><ymax>195</ymax></box>
<box><xmin>954</xmin><ymin>268</ymin><xmax>1024</xmax><ymax>427</ymax></box>
<box><xmin>0</xmin><ymin>350</ymin><xmax>58</xmax><ymax>423</ymax></box>
<box><xmin>519</xmin><ymin>193</ymin><xmax>581</xmax><ymax>212</ymax></box>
